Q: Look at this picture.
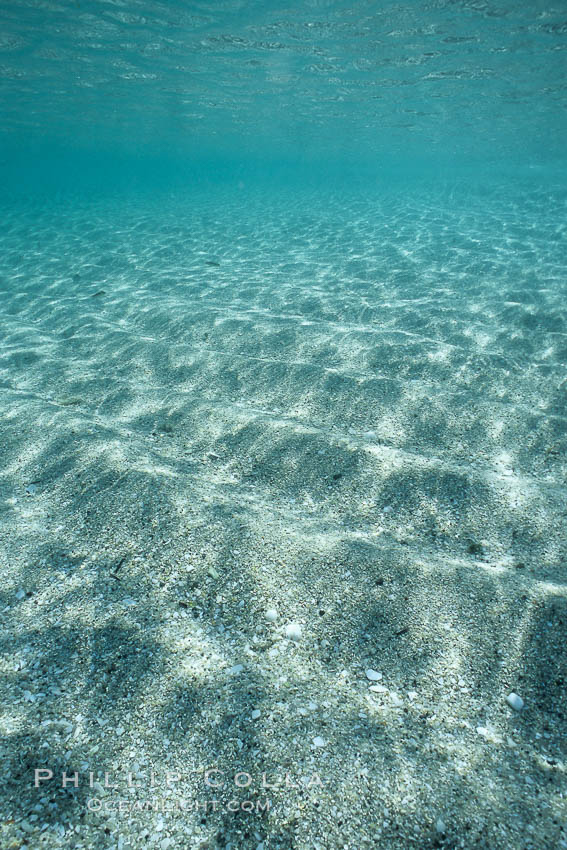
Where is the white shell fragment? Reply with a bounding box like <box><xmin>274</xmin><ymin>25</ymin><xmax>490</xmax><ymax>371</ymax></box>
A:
<box><xmin>506</xmin><ymin>693</ymin><xmax>524</xmax><ymax>711</ymax></box>
<box><xmin>285</xmin><ymin>622</ymin><xmax>302</xmax><ymax>641</ymax></box>
<box><xmin>251</xmin><ymin>709</ymin><xmax>261</xmax><ymax>720</ymax></box>
<box><xmin>265</xmin><ymin>608</ymin><xmax>278</xmax><ymax>622</ymax></box>
<box><xmin>365</xmin><ymin>669</ymin><xmax>382</xmax><ymax>681</ymax></box>
<box><xmin>369</xmin><ymin>684</ymin><xmax>388</xmax><ymax>693</ymax></box>
<box><xmin>312</xmin><ymin>736</ymin><xmax>326</xmax><ymax>748</ymax></box>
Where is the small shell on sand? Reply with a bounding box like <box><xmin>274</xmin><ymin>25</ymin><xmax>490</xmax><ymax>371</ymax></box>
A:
<box><xmin>285</xmin><ymin>622</ymin><xmax>302</xmax><ymax>641</ymax></box>
<box><xmin>506</xmin><ymin>693</ymin><xmax>524</xmax><ymax>711</ymax></box>
<box><xmin>366</xmin><ymin>669</ymin><xmax>382</xmax><ymax>681</ymax></box>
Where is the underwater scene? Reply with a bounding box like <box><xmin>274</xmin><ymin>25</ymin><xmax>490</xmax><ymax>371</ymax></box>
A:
<box><xmin>0</xmin><ymin>2</ymin><xmax>566</xmax><ymax>849</ymax></box>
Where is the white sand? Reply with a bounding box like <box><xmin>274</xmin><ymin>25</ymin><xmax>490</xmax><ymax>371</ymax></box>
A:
<box><xmin>0</xmin><ymin>183</ymin><xmax>566</xmax><ymax>849</ymax></box>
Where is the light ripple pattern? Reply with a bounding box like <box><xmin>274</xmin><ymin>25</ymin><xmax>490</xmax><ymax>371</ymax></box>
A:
<box><xmin>0</xmin><ymin>181</ymin><xmax>566</xmax><ymax>849</ymax></box>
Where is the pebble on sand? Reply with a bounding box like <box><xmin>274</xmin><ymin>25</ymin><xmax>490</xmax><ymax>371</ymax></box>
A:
<box><xmin>365</xmin><ymin>669</ymin><xmax>382</xmax><ymax>681</ymax></box>
<box><xmin>506</xmin><ymin>693</ymin><xmax>524</xmax><ymax>711</ymax></box>
<box><xmin>285</xmin><ymin>622</ymin><xmax>302</xmax><ymax>641</ymax></box>
<box><xmin>369</xmin><ymin>684</ymin><xmax>388</xmax><ymax>693</ymax></box>
<box><xmin>266</xmin><ymin>608</ymin><xmax>278</xmax><ymax>622</ymax></box>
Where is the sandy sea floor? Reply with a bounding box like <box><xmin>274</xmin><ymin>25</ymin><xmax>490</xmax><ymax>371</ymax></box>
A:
<box><xmin>0</xmin><ymin>182</ymin><xmax>566</xmax><ymax>849</ymax></box>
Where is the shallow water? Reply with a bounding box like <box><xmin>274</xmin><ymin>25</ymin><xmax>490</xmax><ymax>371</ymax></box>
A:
<box><xmin>1</xmin><ymin>0</ymin><xmax>566</xmax><ymax>190</ymax></box>
<box><xmin>1</xmin><ymin>3</ymin><xmax>566</xmax><ymax>850</ymax></box>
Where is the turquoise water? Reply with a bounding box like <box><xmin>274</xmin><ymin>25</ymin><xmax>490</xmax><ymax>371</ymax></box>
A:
<box><xmin>1</xmin><ymin>0</ymin><xmax>566</xmax><ymax>195</ymax></box>
<box><xmin>2</xmin><ymin>5</ymin><xmax>567</xmax><ymax>850</ymax></box>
